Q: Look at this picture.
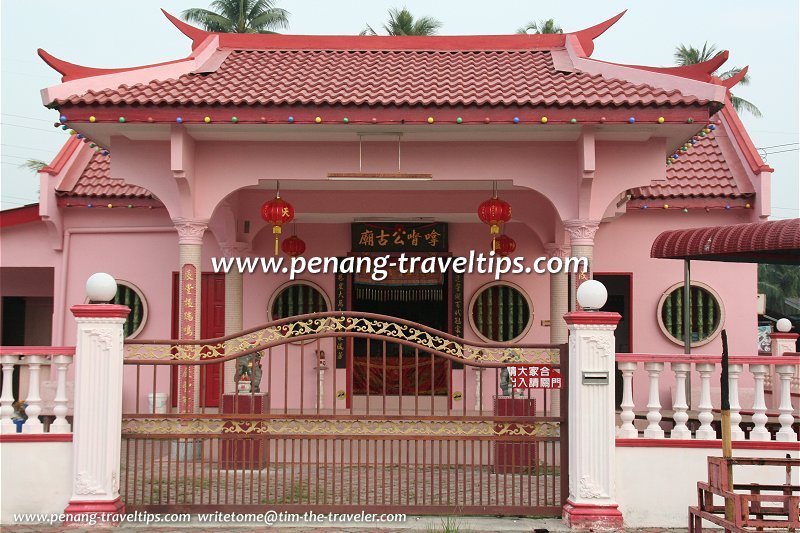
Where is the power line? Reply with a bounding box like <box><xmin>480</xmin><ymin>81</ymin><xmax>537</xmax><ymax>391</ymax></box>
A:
<box><xmin>1</xmin><ymin>154</ymin><xmax>41</xmax><ymax>161</ymax></box>
<box><xmin>0</xmin><ymin>122</ymin><xmax>64</xmax><ymax>134</ymax></box>
<box><xmin>762</xmin><ymin>148</ymin><xmax>799</xmax><ymax>155</ymax></box>
<box><xmin>1</xmin><ymin>143</ymin><xmax>58</xmax><ymax>153</ymax></box>
<box><xmin>756</xmin><ymin>142</ymin><xmax>799</xmax><ymax>150</ymax></box>
<box><xmin>1</xmin><ymin>113</ymin><xmax>56</xmax><ymax>124</ymax></box>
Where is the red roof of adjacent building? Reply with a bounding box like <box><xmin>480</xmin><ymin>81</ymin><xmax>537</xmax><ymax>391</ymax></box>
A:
<box><xmin>651</xmin><ymin>218</ymin><xmax>800</xmax><ymax>264</ymax></box>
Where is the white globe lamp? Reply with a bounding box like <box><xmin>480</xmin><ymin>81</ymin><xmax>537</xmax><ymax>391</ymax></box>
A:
<box><xmin>776</xmin><ymin>318</ymin><xmax>792</xmax><ymax>333</ymax></box>
<box><xmin>86</xmin><ymin>273</ymin><xmax>117</xmax><ymax>303</ymax></box>
<box><xmin>576</xmin><ymin>279</ymin><xmax>607</xmax><ymax>311</ymax></box>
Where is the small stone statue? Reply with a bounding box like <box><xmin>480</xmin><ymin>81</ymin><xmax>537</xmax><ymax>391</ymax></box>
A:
<box><xmin>234</xmin><ymin>351</ymin><xmax>263</xmax><ymax>393</ymax></box>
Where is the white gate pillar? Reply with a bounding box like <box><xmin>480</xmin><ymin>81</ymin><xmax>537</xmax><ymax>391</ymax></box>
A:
<box><xmin>64</xmin><ymin>274</ymin><xmax>129</xmax><ymax>523</ymax></box>
<box><xmin>562</xmin><ymin>280</ymin><xmax>623</xmax><ymax>530</ymax></box>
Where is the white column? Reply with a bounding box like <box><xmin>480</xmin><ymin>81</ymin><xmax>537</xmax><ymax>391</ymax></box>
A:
<box><xmin>643</xmin><ymin>362</ymin><xmax>665</xmax><ymax>439</ymax></box>
<box><xmin>50</xmin><ymin>354</ymin><xmax>72</xmax><ymax>434</ymax></box>
<box><xmin>22</xmin><ymin>355</ymin><xmax>45</xmax><ymax>434</ymax></box>
<box><xmin>0</xmin><ymin>355</ymin><xmax>18</xmax><ymax>434</ymax></box>
<box><xmin>220</xmin><ymin>242</ymin><xmax>248</xmax><ymax>395</ymax></box>
<box><xmin>748</xmin><ymin>364</ymin><xmax>770</xmax><ymax>441</ymax></box>
<box><xmin>774</xmin><ymin>364</ymin><xmax>797</xmax><ymax>442</ymax></box>
<box><xmin>563</xmin><ymin>220</ymin><xmax>601</xmax><ymax>309</ymax></box>
<box><xmin>695</xmin><ymin>363</ymin><xmax>716</xmax><ymax>440</ymax></box>
<box><xmin>64</xmin><ymin>303</ymin><xmax>129</xmax><ymax>519</ymax></box>
<box><xmin>728</xmin><ymin>364</ymin><xmax>745</xmax><ymax>441</ymax></box>
<box><xmin>616</xmin><ymin>361</ymin><xmax>637</xmax><ymax>438</ymax></box>
<box><xmin>670</xmin><ymin>362</ymin><xmax>691</xmax><ymax>439</ymax></box>
<box><xmin>562</xmin><ymin>310</ymin><xmax>623</xmax><ymax>529</ymax></box>
<box><xmin>173</xmin><ymin>218</ymin><xmax>208</xmax><ymax>413</ymax></box>
<box><xmin>546</xmin><ymin>243</ymin><xmax>570</xmax><ymax>417</ymax></box>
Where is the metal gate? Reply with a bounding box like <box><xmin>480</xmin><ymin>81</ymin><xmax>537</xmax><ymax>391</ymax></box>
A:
<box><xmin>121</xmin><ymin>312</ymin><xmax>567</xmax><ymax>516</ymax></box>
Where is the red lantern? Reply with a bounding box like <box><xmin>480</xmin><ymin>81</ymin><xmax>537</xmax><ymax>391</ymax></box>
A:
<box><xmin>493</xmin><ymin>234</ymin><xmax>516</xmax><ymax>256</ymax></box>
<box><xmin>478</xmin><ymin>197</ymin><xmax>512</xmax><ymax>235</ymax></box>
<box><xmin>281</xmin><ymin>235</ymin><xmax>306</xmax><ymax>257</ymax></box>
<box><xmin>261</xmin><ymin>195</ymin><xmax>294</xmax><ymax>255</ymax></box>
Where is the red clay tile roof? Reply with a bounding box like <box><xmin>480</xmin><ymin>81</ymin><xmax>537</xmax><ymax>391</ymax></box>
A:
<box><xmin>51</xmin><ymin>49</ymin><xmax>709</xmax><ymax>109</ymax></box>
<box><xmin>58</xmin><ymin>152</ymin><xmax>152</xmax><ymax>198</ymax></box>
<box><xmin>629</xmin><ymin>132</ymin><xmax>750</xmax><ymax>200</ymax></box>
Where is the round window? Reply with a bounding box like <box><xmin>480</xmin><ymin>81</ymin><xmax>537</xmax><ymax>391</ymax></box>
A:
<box><xmin>269</xmin><ymin>281</ymin><xmax>329</xmax><ymax>320</ymax></box>
<box><xmin>469</xmin><ymin>281</ymin><xmax>533</xmax><ymax>342</ymax></box>
<box><xmin>112</xmin><ymin>280</ymin><xmax>147</xmax><ymax>338</ymax></box>
<box><xmin>657</xmin><ymin>282</ymin><xmax>724</xmax><ymax>347</ymax></box>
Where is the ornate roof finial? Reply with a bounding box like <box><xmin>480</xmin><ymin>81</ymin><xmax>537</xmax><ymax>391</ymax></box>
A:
<box><xmin>573</xmin><ymin>10</ymin><xmax>627</xmax><ymax>57</ymax></box>
<box><xmin>160</xmin><ymin>9</ymin><xmax>211</xmax><ymax>51</ymax></box>
<box><xmin>718</xmin><ymin>65</ymin><xmax>749</xmax><ymax>89</ymax></box>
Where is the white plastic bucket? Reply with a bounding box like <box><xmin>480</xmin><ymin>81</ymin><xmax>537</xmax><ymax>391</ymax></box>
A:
<box><xmin>147</xmin><ymin>392</ymin><xmax>169</xmax><ymax>414</ymax></box>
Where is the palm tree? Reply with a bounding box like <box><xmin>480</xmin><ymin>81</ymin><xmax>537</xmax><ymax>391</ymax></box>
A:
<box><xmin>181</xmin><ymin>0</ymin><xmax>289</xmax><ymax>33</ymax></box>
<box><xmin>673</xmin><ymin>42</ymin><xmax>761</xmax><ymax>117</ymax></box>
<box><xmin>516</xmin><ymin>18</ymin><xmax>563</xmax><ymax>35</ymax></box>
<box><xmin>361</xmin><ymin>8</ymin><xmax>442</xmax><ymax>36</ymax></box>
<box><xmin>19</xmin><ymin>159</ymin><xmax>47</xmax><ymax>172</ymax></box>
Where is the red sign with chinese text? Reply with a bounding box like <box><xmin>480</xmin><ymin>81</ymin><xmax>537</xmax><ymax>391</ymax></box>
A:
<box><xmin>508</xmin><ymin>364</ymin><xmax>562</xmax><ymax>389</ymax></box>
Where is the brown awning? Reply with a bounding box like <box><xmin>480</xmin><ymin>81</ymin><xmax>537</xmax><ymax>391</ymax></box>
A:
<box><xmin>651</xmin><ymin>218</ymin><xmax>800</xmax><ymax>264</ymax></box>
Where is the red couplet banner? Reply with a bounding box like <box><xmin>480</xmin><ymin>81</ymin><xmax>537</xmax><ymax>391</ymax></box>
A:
<box><xmin>508</xmin><ymin>364</ymin><xmax>562</xmax><ymax>389</ymax></box>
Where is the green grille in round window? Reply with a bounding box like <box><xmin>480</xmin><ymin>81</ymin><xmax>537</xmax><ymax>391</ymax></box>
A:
<box><xmin>470</xmin><ymin>283</ymin><xmax>532</xmax><ymax>342</ymax></box>
<box><xmin>660</xmin><ymin>284</ymin><xmax>722</xmax><ymax>344</ymax></box>
<box><xmin>111</xmin><ymin>282</ymin><xmax>146</xmax><ymax>338</ymax></box>
<box><xmin>271</xmin><ymin>282</ymin><xmax>328</xmax><ymax>320</ymax></box>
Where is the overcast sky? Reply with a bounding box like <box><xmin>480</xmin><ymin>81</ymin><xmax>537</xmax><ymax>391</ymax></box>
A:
<box><xmin>1</xmin><ymin>1</ymin><xmax>797</xmax><ymax>218</ymax></box>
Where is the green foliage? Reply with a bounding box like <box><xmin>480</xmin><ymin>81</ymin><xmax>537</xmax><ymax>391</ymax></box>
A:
<box><xmin>361</xmin><ymin>8</ymin><xmax>442</xmax><ymax>36</ymax></box>
<box><xmin>759</xmin><ymin>264</ymin><xmax>800</xmax><ymax>318</ymax></box>
<box><xmin>182</xmin><ymin>0</ymin><xmax>289</xmax><ymax>33</ymax></box>
<box><xmin>673</xmin><ymin>42</ymin><xmax>761</xmax><ymax>117</ymax></box>
<box><xmin>426</xmin><ymin>515</ymin><xmax>469</xmax><ymax>533</ymax></box>
<box><xmin>19</xmin><ymin>159</ymin><xmax>48</xmax><ymax>173</ymax></box>
<box><xmin>516</xmin><ymin>18</ymin><xmax>563</xmax><ymax>35</ymax></box>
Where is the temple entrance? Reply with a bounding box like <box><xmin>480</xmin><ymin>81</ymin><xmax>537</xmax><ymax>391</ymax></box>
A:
<box><xmin>351</xmin><ymin>275</ymin><xmax>449</xmax><ymax>396</ymax></box>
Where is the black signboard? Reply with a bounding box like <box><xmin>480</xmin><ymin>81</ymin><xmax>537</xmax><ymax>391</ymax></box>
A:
<box><xmin>351</xmin><ymin>222</ymin><xmax>448</xmax><ymax>252</ymax></box>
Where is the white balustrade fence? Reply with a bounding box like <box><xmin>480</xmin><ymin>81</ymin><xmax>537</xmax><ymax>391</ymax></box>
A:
<box><xmin>616</xmin><ymin>352</ymin><xmax>799</xmax><ymax>442</ymax></box>
<box><xmin>0</xmin><ymin>347</ymin><xmax>75</xmax><ymax>435</ymax></box>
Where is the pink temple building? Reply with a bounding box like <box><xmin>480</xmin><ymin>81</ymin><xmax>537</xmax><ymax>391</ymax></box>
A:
<box><xmin>0</xmin><ymin>10</ymin><xmax>796</xmax><ymax>529</ymax></box>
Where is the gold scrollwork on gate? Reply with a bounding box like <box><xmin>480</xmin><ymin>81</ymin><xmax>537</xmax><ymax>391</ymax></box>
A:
<box><xmin>125</xmin><ymin>315</ymin><xmax>559</xmax><ymax>365</ymax></box>
<box><xmin>121</xmin><ymin>417</ymin><xmax>560</xmax><ymax>439</ymax></box>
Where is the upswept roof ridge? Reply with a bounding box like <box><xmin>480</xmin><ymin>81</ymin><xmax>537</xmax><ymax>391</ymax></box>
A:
<box><xmin>38</xmin><ymin>10</ymin><xmax>728</xmax><ymax>110</ymax></box>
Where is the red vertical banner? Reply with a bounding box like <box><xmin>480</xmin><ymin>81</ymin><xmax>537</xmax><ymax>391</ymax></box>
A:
<box><xmin>179</xmin><ymin>264</ymin><xmax>198</xmax><ymax>412</ymax></box>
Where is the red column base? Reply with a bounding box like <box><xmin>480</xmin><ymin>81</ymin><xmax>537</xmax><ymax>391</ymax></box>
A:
<box><xmin>563</xmin><ymin>501</ymin><xmax>623</xmax><ymax>530</ymax></box>
<box><xmin>64</xmin><ymin>497</ymin><xmax>125</xmax><ymax>525</ymax></box>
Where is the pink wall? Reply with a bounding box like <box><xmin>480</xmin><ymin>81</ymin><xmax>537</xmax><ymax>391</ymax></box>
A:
<box><xmin>594</xmin><ymin>210</ymin><xmax>758</xmax><ymax>357</ymax></box>
<box><xmin>594</xmin><ymin>209</ymin><xmax>759</xmax><ymax>408</ymax></box>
